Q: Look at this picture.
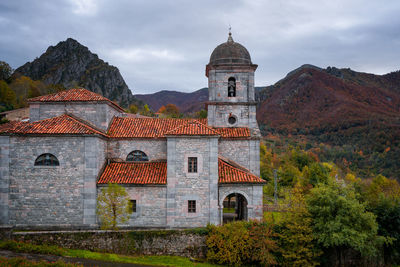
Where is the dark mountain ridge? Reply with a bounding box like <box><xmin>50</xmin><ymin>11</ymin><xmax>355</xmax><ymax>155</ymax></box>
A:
<box><xmin>14</xmin><ymin>38</ymin><xmax>140</xmax><ymax>107</ymax></box>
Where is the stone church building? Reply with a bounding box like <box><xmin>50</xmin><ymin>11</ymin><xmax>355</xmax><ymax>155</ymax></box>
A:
<box><xmin>0</xmin><ymin>33</ymin><xmax>265</xmax><ymax>229</ymax></box>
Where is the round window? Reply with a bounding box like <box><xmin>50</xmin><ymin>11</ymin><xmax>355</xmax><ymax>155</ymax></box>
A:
<box><xmin>228</xmin><ymin>116</ymin><xmax>237</xmax><ymax>125</ymax></box>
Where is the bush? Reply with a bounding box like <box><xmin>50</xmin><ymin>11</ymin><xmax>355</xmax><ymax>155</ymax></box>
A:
<box><xmin>206</xmin><ymin>221</ymin><xmax>277</xmax><ymax>266</ymax></box>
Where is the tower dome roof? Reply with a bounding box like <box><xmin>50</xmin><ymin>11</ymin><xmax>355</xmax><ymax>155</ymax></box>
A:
<box><xmin>209</xmin><ymin>32</ymin><xmax>252</xmax><ymax>65</ymax></box>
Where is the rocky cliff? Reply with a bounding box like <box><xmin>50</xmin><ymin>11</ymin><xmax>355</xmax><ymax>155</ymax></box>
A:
<box><xmin>14</xmin><ymin>38</ymin><xmax>139</xmax><ymax>107</ymax></box>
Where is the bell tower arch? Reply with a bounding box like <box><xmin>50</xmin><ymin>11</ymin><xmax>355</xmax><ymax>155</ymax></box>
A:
<box><xmin>206</xmin><ymin>32</ymin><xmax>258</xmax><ymax>129</ymax></box>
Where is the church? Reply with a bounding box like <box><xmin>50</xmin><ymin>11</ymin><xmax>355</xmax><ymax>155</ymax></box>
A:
<box><xmin>0</xmin><ymin>33</ymin><xmax>265</xmax><ymax>229</ymax></box>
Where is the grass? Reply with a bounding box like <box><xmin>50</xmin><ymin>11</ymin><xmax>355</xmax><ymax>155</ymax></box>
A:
<box><xmin>0</xmin><ymin>256</ymin><xmax>82</xmax><ymax>266</ymax></box>
<box><xmin>0</xmin><ymin>240</ymin><xmax>220</xmax><ymax>267</ymax></box>
<box><xmin>222</xmin><ymin>208</ymin><xmax>235</xmax><ymax>213</ymax></box>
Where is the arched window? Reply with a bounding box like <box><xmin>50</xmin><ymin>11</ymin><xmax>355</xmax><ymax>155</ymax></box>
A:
<box><xmin>126</xmin><ymin>150</ymin><xmax>149</xmax><ymax>162</ymax></box>
<box><xmin>34</xmin><ymin>153</ymin><xmax>59</xmax><ymax>166</ymax></box>
<box><xmin>228</xmin><ymin>77</ymin><xmax>236</xmax><ymax>97</ymax></box>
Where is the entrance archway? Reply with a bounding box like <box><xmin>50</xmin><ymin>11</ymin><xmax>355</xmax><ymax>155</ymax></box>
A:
<box><xmin>222</xmin><ymin>193</ymin><xmax>248</xmax><ymax>224</ymax></box>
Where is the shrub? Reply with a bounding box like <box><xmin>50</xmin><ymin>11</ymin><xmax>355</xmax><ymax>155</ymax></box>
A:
<box><xmin>206</xmin><ymin>221</ymin><xmax>277</xmax><ymax>266</ymax></box>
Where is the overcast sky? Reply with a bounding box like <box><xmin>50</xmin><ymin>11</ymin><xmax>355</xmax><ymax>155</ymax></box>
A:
<box><xmin>1</xmin><ymin>0</ymin><xmax>399</xmax><ymax>94</ymax></box>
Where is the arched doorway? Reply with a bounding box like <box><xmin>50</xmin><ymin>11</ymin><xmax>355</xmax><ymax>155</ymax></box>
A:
<box><xmin>222</xmin><ymin>193</ymin><xmax>248</xmax><ymax>224</ymax></box>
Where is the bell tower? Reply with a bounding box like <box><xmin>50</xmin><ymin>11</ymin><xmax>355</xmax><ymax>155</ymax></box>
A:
<box><xmin>206</xmin><ymin>32</ymin><xmax>258</xmax><ymax>129</ymax></box>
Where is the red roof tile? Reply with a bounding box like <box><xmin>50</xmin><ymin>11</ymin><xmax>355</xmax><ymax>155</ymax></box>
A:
<box><xmin>1</xmin><ymin>114</ymin><xmax>106</xmax><ymax>136</ymax></box>
<box><xmin>214</xmin><ymin>127</ymin><xmax>250</xmax><ymax>138</ymax></box>
<box><xmin>0</xmin><ymin>121</ymin><xmax>25</xmax><ymax>133</ymax></box>
<box><xmin>98</xmin><ymin>161</ymin><xmax>167</xmax><ymax>184</ymax></box>
<box><xmin>218</xmin><ymin>158</ymin><xmax>265</xmax><ymax>184</ymax></box>
<box><xmin>165</xmin><ymin>120</ymin><xmax>219</xmax><ymax>136</ymax></box>
<box><xmin>28</xmin><ymin>88</ymin><xmax>125</xmax><ymax>112</ymax></box>
<box><xmin>108</xmin><ymin>117</ymin><xmax>250</xmax><ymax>138</ymax></box>
<box><xmin>97</xmin><ymin>158</ymin><xmax>264</xmax><ymax>185</ymax></box>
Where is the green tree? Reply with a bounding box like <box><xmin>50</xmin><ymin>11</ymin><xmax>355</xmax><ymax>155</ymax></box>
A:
<box><xmin>195</xmin><ymin>109</ymin><xmax>207</xmax><ymax>119</ymax></box>
<box><xmin>279</xmin><ymin>184</ymin><xmax>321</xmax><ymax>266</ymax></box>
<box><xmin>0</xmin><ymin>61</ymin><xmax>12</xmax><ymax>81</ymax></box>
<box><xmin>0</xmin><ymin>80</ymin><xmax>16</xmax><ymax>106</ymax></box>
<box><xmin>306</xmin><ymin>182</ymin><xmax>384</xmax><ymax>264</ymax></box>
<box><xmin>127</xmin><ymin>104</ymin><xmax>138</xmax><ymax>114</ymax></box>
<box><xmin>97</xmin><ymin>183</ymin><xmax>132</xmax><ymax>230</ymax></box>
<box><xmin>370</xmin><ymin>198</ymin><xmax>400</xmax><ymax>265</ymax></box>
<box><xmin>139</xmin><ymin>104</ymin><xmax>154</xmax><ymax>117</ymax></box>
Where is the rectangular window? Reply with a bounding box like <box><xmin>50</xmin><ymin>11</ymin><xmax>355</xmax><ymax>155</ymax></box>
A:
<box><xmin>131</xmin><ymin>200</ymin><xmax>136</xmax><ymax>213</ymax></box>
<box><xmin>188</xmin><ymin>157</ymin><xmax>197</xmax><ymax>173</ymax></box>
<box><xmin>188</xmin><ymin>200</ymin><xmax>196</xmax><ymax>213</ymax></box>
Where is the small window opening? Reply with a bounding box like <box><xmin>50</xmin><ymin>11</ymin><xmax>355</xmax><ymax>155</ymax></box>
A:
<box><xmin>34</xmin><ymin>153</ymin><xmax>59</xmax><ymax>166</ymax></box>
<box><xmin>188</xmin><ymin>200</ymin><xmax>196</xmax><ymax>213</ymax></box>
<box><xmin>228</xmin><ymin>77</ymin><xmax>236</xmax><ymax>97</ymax></box>
<box><xmin>228</xmin><ymin>116</ymin><xmax>237</xmax><ymax>125</ymax></box>
<box><xmin>188</xmin><ymin>157</ymin><xmax>198</xmax><ymax>173</ymax></box>
<box><xmin>131</xmin><ymin>200</ymin><xmax>137</xmax><ymax>213</ymax></box>
<box><xmin>127</xmin><ymin>150</ymin><xmax>149</xmax><ymax>162</ymax></box>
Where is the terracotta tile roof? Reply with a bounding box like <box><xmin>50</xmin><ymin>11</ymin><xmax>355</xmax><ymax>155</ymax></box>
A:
<box><xmin>218</xmin><ymin>158</ymin><xmax>266</xmax><ymax>184</ymax></box>
<box><xmin>108</xmin><ymin>117</ymin><xmax>207</xmax><ymax>138</ymax></box>
<box><xmin>98</xmin><ymin>161</ymin><xmax>167</xmax><ymax>185</ymax></box>
<box><xmin>108</xmin><ymin>117</ymin><xmax>250</xmax><ymax>138</ymax></box>
<box><xmin>214</xmin><ymin>127</ymin><xmax>250</xmax><ymax>138</ymax></box>
<box><xmin>165</xmin><ymin>120</ymin><xmax>219</xmax><ymax>136</ymax></box>
<box><xmin>0</xmin><ymin>114</ymin><xmax>106</xmax><ymax>136</ymax></box>
<box><xmin>28</xmin><ymin>88</ymin><xmax>125</xmax><ymax>112</ymax></box>
<box><xmin>0</xmin><ymin>121</ymin><xmax>25</xmax><ymax>133</ymax></box>
<box><xmin>97</xmin><ymin>158</ymin><xmax>264</xmax><ymax>185</ymax></box>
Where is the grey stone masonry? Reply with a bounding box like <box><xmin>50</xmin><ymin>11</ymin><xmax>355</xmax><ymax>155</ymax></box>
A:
<box><xmin>84</xmin><ymin>137</ymin><xmax>106</xmax><ymax>226</ymax></box>
<box><xmin>219</xmin><ymin>184</ymin><xmax>264</xmax><ymax>222</ymax></box>
<box><xmin>29</xmin><ymin>102</ymin><xmax>123</xmax><ymax>131</ymax></box>
<box><xmin>207</xmin><ymin>69</ymin><xmax>255</xmax><ymax>102</ymax></box>
<box><xmin>7</xmin><ymin>136</ymin><xmax>105</xmax><ymax>228</ymax></box>
<box><xmin>107</xmin><ymin>139</ymin><xmax>167</xmax><ymax>161</ymax></box>
<box><xmin>0</xmin><ymin>136</ymin><xmax>10</xmax><ymax>225</ymax></box>
<box><xmin>166</xmin><ymin>136</ymin><xmax>219</xmax><ymax>228</ymax></box>
<box><xmin>219</xmin><ymin>139</ymin><xmax>259</xmax><ymax>176</ymax></box>
<box><xmin>118</xmin><ymin>186</ymin><xmax>167</xmax><ymax>227</ymax></box>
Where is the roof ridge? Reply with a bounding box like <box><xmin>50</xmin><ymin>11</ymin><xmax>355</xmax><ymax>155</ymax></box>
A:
<box><xmin>164</xmin><ymin>119</ymin><xmax>219</xmax><ymax>136</ymax></box>
<box><xmin>27</xmin><ymin>88</ymin><xmax>125</xmax><ymax>113</ymax></box>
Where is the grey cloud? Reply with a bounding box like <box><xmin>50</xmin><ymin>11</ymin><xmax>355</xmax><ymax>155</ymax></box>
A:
<box><xmin>1</xmin><ymin>0</ymin><xmax>399</xmax><ymax>94</ymax></box>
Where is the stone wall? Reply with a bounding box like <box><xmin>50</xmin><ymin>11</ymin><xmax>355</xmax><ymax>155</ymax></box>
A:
<box><xmin>29</xmin><ymin>102</ymin><xmax>123</xmax><ymax>131</ymax></box>
<box><xmin>11</xmin><ymin>230</ymin><xmax>207</xmax><ymax>258</ymax></box>
<box><xmin>97</xmin><ymin>186</ymin><xmax>167</xmax><ymax>227</ymax></box>
<box><xmin>166</xmin><ymin>137</ymin><xmax>219</xmax><ymax>228</ymax></box>
<box><xmin>107</xmin><ymin>139</ymin><xmax>167</xmax><ymax>161</ymax></box>
<box><xmin>0</xmin><ymin>136</ymin><xmax>10</xmax><ymax>225</ymax></box>
<box><xmin>207</xmin><ymin>103</ymin><xmax>258</xmax><ymax>128</ymax></box>
<box><xmin>7</xmin><ymin>136</ymin><xmax>105</xmax><ymax>228</ymax></box>
<box><xmin>219</xmin><ymin>184</ymin><xmax>264</xmax><ymax>221</ymax></box>
<box><xmin>219</xmin><ymin>139</ymin><xmax>260</xmax><ymax>176</ymax></box>
<box><xmin>208</xmin><ymin>69</ymin><xmax>255</xmax><ymax>102</ymax></box>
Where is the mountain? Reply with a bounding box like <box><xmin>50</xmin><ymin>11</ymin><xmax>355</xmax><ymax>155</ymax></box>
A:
<box><xmin>256</xmin><ymin>65</ymin><xmax>400</xmax><ymax>178</ymax></box>
<box><xmin>135</xmin><ymin>86</ymin><xmax>267</xmax><ymax>113</ymax></box>
<box><xmin>14</xmin><ymin>38</ymin><xmax>139</xmax><ymax>107</ymax></box>
<box><xmin>256</xmin><ymin>65</ymin><xmax>400</xmax><ymax>132</ymax></box>
<box><xmin>135</xmin><ymin>88</ymin><xmax>208</xmax><ymax>113</ymax></box>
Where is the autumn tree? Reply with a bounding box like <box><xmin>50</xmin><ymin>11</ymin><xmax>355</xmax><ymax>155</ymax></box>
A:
<box><xmin>279</xmin><ymin>184</ymin><xmax>321</xmax><ymax>266</ymax></box>
<box><xmin>97</xmin><ymin>183</ymin><xmax>132</xmax><ymax>230</ymax></box>
<box><xmin>127</xmin><ymin>104</ymin><xmax>138</xmax><ymax>114</ymax></box>
<box><xmin>139</xmin><ymin>104</ymin><xmax>154</xmax><ymax>117</ymax></box>
<box><xmin>158</xmin><ymin>103</ymin><xmax>181</xmax><ymax>118</ymax></box>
